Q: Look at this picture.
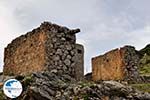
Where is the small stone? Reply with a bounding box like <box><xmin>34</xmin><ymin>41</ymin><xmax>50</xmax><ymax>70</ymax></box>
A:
<box><xmin>72</xmin><ymin>56</ymin><xmax>77</xmax><ymax>61</ymax></box>
<box><xmin>56</xmin><ymin>49</ymin><xmax>62</xmax><ymax>55</ymax></box>
<box><xmin>51</xmin><ymin>69</ymin><xmax>58</xmax><ymax>73</ymax></box>
<box><xmin>66</xmin><ymin>55</ymin><xmax>72</xmax><ymax>59</ymax></box>
<box><xmin>57</xmin><ymin>34</ymin><xmax>62</xmax><ymax>38</ymax></box>
<box><xmin>61</xmin><ymin>55</ymin><xmax>66</xmax><ymax>60</ymax></box>
<box><xmin>55</xmin><ymin>61</ymin><xmax>58</xmax><ymax>66</ymax></box>
<box><xmin>58</xmin><ymin>60</ymin><xmax>63</xmax><ymax>65</ymax></box>
<box><xmin>52</xmin><ymin>38</ymin><xmax>57</xmax><ymax>42</ymax></box>
<box><xmin>71</xmin><ymin>51</ymin><xmax>75</xmax><ymax>55</ymax></box>
<box><xmin>49</xmin><ymin>44</ymin><xmax>53</xmax><ymax>48</ymax></box>
<box><xmin>63</xmin><ymin>66</ymin><xmax>67</xmax><ymax>71</ymax></box>
<box><xmin>54</xmin><ymin>55</ymin><xmax>60</xmax><ymax>61</ymax></box>
<box><xmin>55</xmin><ymin>42</ymin><xmax>61</xmax><ymax>46</ymax></box>
<box><xmin>58</xmin><ymin>70</ymin><xmax>63</xmax><ymax>74</ymax></box>
<box><xmin>57</xmin><ymin>66</ymin><xmax>61</xmax><ymax>70</ymax></box>
<box><xmin>64</xmin><ymin>51</ymin><xmax>69</xmax><ymax>55</ymax></box>
<box><xmin>73</xmin><ymin>86</ymin><xmax>80</xmax><ymax>95</ymax></box>
<box><xmin>56</xmin><ymin>91</ymin><xmax>61</xmax><ymax>98</ymax></box>
<box><xmin>50</xmin><ymin>53</ymin><xmax>53</xmax><ymax>56</ymax></box>
<box><xmin>61</xmin><ymin>38</ymin><xmax>66</xmax><ymax>41</ymax></box>
<box><xmin>60</xmin><ymin>45</ymin><xmax>65</xmax><ymax>48</ymax></box>
<box><xmin>71</xmin><ymin>63</ymin><xmax>75</xmax><ymax>68</ymax></box>
<box><xmin>66</xmin><ymin>45</ymin><xmax>72</xmax><ymax>50</ymax></box>
<box><xmin>64</xmin><ymin>59</ymin><xmax>71</xmax><ymax>66</ymax></box>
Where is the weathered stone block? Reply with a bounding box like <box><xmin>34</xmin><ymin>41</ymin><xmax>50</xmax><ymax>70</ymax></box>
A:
<box><xmin>74</xmin><ymin>44</ymin><xmax>84</xmax><ymax>80</ymax></box>
<box><xmin>92</xmin><ymin>46</ymin><xmax>140</xmax><ymax>82</ymax></box>
<box><xmin>3</xmin><ymin>22</ymin><xmax>84</xmax><ymax>80</ymax></box>
<box><xmin>92</xmin><ymin>48</ymin><xmax>125</xmax><ymax>81</ymax></box>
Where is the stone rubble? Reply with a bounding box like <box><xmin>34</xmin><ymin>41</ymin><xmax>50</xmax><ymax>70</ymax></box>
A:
<box><xmin>14</xmin><ymin>72</ymin><xmax>150</xmax><ymax>100</ymax></box>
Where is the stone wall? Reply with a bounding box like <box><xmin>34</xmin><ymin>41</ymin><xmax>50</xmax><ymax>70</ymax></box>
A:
<box><xmin>3</xmin><ymin>22</ymin><xmax>84</xmax><ymax>80</ymax></box>
<box><xmin>4</xmin><ymin>29</ymin><xmax>46</xmax><ymax>75</ymax></box>
<box><xmin>123</xmin><ymin>46</ymin><xmax>140</xmax><ymax>82</ymax></box>
<box><xmin>92</xmin><ymin>46</ymin><xmax>140</xmax><ymax>82</ymax></box>
<box><xmin>92</xmin><ymin>48</ymin><xmax>125</xmax><ymax>81</ymax></box>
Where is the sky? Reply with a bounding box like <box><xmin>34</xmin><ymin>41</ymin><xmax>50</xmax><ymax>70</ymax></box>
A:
<box><xmin>0</xmin><ymin>0</ymin><xmax>150</xmax><ymax>73</ymax></box>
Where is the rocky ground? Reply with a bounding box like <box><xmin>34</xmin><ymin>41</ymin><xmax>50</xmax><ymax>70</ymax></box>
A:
<box><xmin>0</xmin><ymin>71</ymin><xmax>150</xmax><ymax>100</ymax></box>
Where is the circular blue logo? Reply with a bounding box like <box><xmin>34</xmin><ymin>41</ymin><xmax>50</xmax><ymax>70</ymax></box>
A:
<box><xmin>3</xmin><ymin>79</ymin><xmax>23</xmax><ymax>98</ymax></box>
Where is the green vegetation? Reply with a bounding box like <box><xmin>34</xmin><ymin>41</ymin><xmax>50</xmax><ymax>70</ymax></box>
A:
<box><xmin>79</xmin><ymin>81</ymin><xmax>95</xmax><ymax>88</ymax></box>
<box><xmin>140</xmin><ymin>65</ymin><xmax>150</xmax><ymax>76</ymax></box>
<box><xmin>82</xmin><ymin>94</ymin><xmax>90</xmax><ymax>100</ymax></box>
<box><xmin>23</xmin><ymin>75</ymin><xmax>33</xmax><ymax>86</ymax></box>
<box><xmin>130</xmin><ymin>83</ymin><xmax>150</xmax><ymax>93</ymax></box>
<box><xmin>130</xmin><ymin>45</ymin><xmax>150</xmax><ymax>93</ymax></box>
<box><xmin>139</xmin><ymin>53</ymin><xmax>150</xmax><ymax>76</ymax></box>
<box><xmin>0</xmin><ymin>90</ymin><xmax>6</xmax><ymax>100</ymax></box>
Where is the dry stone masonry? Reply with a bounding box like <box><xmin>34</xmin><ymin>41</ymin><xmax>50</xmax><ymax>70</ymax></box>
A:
<box><xmin>92</xmin><ymin>46</ymin><xmax>141</xmax><ymax>82</ymax></box>
<box><xmin>3</xmin><ymin>22</ymin><xmax>84</xmax><ymax>80</ymax></box>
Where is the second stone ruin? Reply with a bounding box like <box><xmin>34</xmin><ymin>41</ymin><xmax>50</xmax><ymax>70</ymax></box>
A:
<box><xmin>92</xmin><ymin>46</ymin><xmax>141</xmax><ymax>82</ymax></box>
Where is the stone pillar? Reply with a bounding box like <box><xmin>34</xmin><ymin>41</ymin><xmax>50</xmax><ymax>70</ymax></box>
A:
<box><xmin>74</xmin><ymin>44</ymin><xmax>84</xmax><ymax>80</ymax></box>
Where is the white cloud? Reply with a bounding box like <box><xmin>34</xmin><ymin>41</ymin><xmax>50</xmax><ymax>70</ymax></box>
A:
<box><xmin>124</xmin><ymin>25</ymin><xmax>150</xmax><ymax>50</ymax></box>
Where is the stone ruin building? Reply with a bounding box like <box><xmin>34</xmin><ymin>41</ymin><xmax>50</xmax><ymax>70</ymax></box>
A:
<box><xmin>3</xmin><ymin>22</ymin><xmax>84</xmax><ymax>80</ymax></box>
<box><xmin>92</xmin><ymin>46</ymin><xmax>141</xmax><ymax>82</ymax></box>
